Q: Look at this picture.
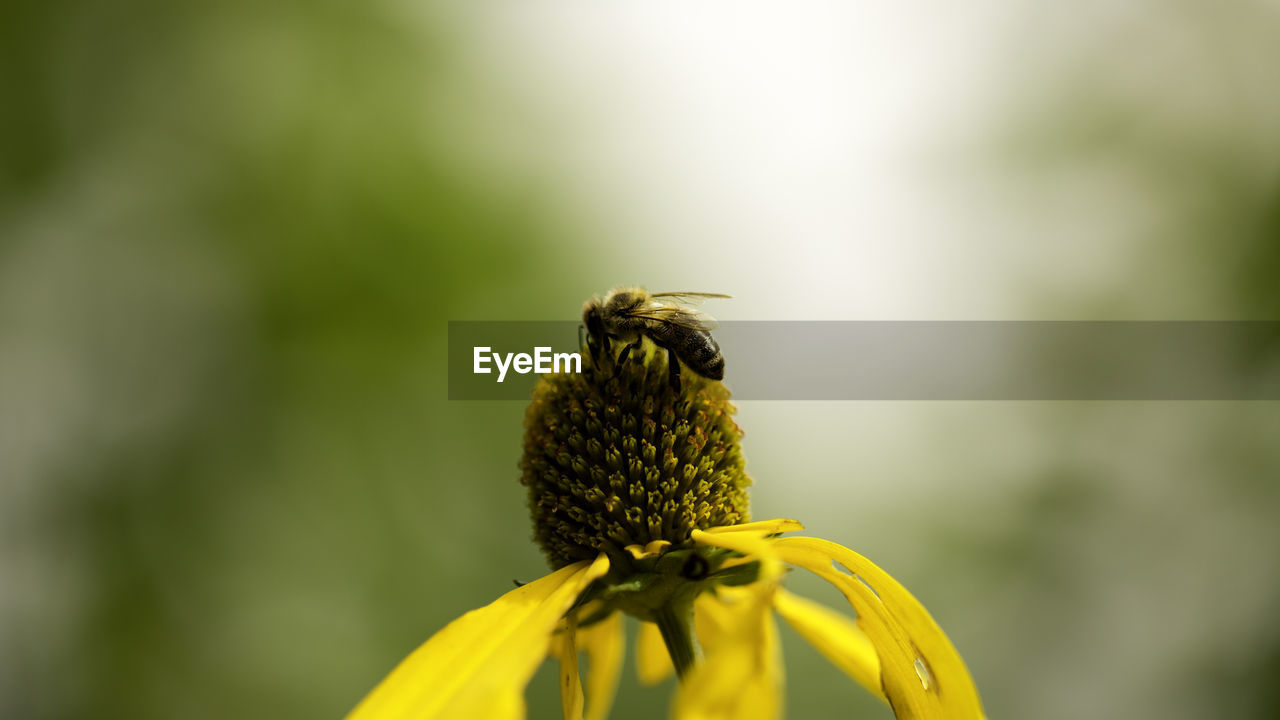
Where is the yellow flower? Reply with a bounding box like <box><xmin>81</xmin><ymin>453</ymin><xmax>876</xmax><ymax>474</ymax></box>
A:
<box><xmin>347</xmin><ymin>336</ymin><xmax>984</xmax><ymax>720</ymax></box>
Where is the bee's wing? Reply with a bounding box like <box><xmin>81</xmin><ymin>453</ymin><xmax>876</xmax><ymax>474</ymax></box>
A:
<box><xmin>649</xmin><ymin>292</ymin><xmax>732</xmax><ymax>305</ymax></box>
<box><xmin>625</xmin><ymin>305</ymin><xmax>719</xmax><ymax>331</ymax></box>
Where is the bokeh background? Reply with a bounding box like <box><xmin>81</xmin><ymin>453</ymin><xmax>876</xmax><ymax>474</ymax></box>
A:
<box><xmin>3</xmin><ymin>1</ymin><xmax>1278</xmax><ymax>719</ymax></box>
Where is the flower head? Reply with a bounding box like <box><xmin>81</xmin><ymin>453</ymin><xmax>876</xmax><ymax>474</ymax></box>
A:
<box><xmin>520</xmin><ymin>345</ymin><xmax>749</xmax><ymax>568</ymax></box>
<box><xmin>348</xmin><ymin>325</ymin><xmax>985</xmax><ymax>720</ymax></box>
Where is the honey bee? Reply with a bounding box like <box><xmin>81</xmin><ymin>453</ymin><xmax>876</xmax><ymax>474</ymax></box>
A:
<box><xmin>581</xmin><ymin>287</ymin><xmax>730</xmax><ymax>391</ymax></box>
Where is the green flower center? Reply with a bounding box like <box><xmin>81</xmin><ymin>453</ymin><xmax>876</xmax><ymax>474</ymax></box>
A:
<box><xmin>520</xmin><ymin>344</ymin><xmax>752</xmax><ymax>570</ymax></box>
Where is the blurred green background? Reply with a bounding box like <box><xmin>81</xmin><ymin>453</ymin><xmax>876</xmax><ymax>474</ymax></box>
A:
<box><xmin>2</xmin><ymin>2</ymin><xmax>1277</xmax><ymax>719</ymax></box>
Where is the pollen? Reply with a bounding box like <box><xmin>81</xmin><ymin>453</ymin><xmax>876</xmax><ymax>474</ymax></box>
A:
<box><xmin>520</xmin><ymin>346</ymin><xmax>751</xmax><ymax>569</ymax></box>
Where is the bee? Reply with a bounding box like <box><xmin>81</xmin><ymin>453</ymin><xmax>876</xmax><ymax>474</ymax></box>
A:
<box><xmin>581</xmin><ymin>287</ymin><xmax>730</xmax><ymax>391</ymax></box>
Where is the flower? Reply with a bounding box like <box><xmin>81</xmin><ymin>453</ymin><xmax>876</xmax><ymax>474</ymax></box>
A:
<box><xmin>347</xmin><ymin>335</ymin><xmax>985</xmax><ymax>720</ymax></box>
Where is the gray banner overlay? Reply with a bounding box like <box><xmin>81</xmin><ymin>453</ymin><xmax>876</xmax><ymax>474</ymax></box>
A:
<box><xmin>448</xmin><ymin>321</ymin><xmax>1280</xmax><ymax>400</ymax></box>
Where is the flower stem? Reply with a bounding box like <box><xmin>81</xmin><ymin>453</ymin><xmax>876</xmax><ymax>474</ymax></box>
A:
<box><xmin>654</xmin><ymin>599</ymin><xmax>698</xmax><ymax>680</ymax></box>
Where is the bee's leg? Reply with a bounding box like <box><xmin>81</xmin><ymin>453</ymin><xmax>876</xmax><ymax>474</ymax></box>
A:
<box><xmin>582</xmin><ymin>326</ymin><xmax>604</xmax><ymax>371</ymax></box>
<box><xmin>579</xmin><ymin>325</ymin><xmax>596</xmax><ymax>368</ymax></box>
<box><xmin>613</xmin><ymin>339</ymin><xmax>643</xmax><ymax>378</ymax></box>
<box><xmin>588</xmin><ymin>332</ymin><xmax>614</xmax><ymax>371</ymax></box>
<box><xmin>666</xmin><ymin>347</ymin><xmax>682</xmax><ymax>393</ymax></box>
<box><xmin>602</xmin><ymin>333</ymin><xmax>619</xmax><ymax>366</ymax></box>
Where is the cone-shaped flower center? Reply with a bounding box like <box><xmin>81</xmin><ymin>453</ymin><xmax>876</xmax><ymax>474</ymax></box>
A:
<box><xmin>521</xmin><ymin>345</ymin><xmax>751</xmax><ymax>569</ymax></box>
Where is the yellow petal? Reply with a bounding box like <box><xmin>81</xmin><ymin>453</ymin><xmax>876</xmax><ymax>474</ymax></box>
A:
<box><xmin>346</xmin><ymin>555</ymin><xmax>610</xmax><ymax>720</ymax></box>
<box><xmin>694</xmin><ymin>587</ymin><xmax>773</xmax><ymax>654</ymax></box>
<box><xmin>692</xmin><ymin>592</ymin><xmax>731</xmax><ymax>652</ymax></box>
<box><xmin>772</xmin><ymin>588</ymin><xmax>885</xmax><ymax>704</ymax></box>
<box><xmin>703</xmin><ymin>518</ymin><xmax>804</xmax><ymax>536</ymax></box>
<box><xmin>673</xmin><ymin>585</ymin><xmax>782</xmax><ymax>720</ymax></box>
<box><xmin>577</xmin><ymin>612</ymin><xmax>625</xmax><ymax>720</ymax></box>
<box><xmin>625</xmin><ymin>540</ymin><xmax>673</xmax><ymax>560</ymax></box>
<box><xmin>556</xmin><ymin>614</ymin><xmax>584</xmax><ymax>720</ymax></box>
<box><xmin>775</xmin><ymin>537</ymin><xmax>984</xmax><ymax>720</ymax></box>
<box><xmin>636</xmin><ymin>620</ymin><xmax>675</xmax><ymax>686</ymax></box>
<box><xmin>690</xmin><ymin>528</ymin><xmax>783</xmax><ymax>584</ymax></box>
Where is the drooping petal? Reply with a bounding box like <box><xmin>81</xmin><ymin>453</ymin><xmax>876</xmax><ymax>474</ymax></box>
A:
<box><xmin>555</xmin><ymin>614</ymin><xmax>584</xmax><ymax>720</ymax></box>
<box><xmin>702</xmin><ymin>519</ymin><xmax>804</xmax><ymax>536</ymax></box>
<box><xmin>577</xmin><ymin>611</ymin><xmax>625</xmax><ymax>720</ymax></box>
<box><xmin>346</xmin><ymin>555</ymin><xmax>610</xmax><ymax>720</ymax></box>
<box><xmin>691</xmin><ymin>528</ymin><xmax>783</xmax><ymax>583</ymax></box>
<box><xmin>672</xmin><ymin>586</ymin><xmax>782</xmax><ymax>720</ymax></box>
<box><xmin>674</xmin><ymin>528</ymin><xmax>787</xmax><ymax>720</ymax></box>
<box><xmin>772</xmin><ymin>588</ymin><xmax>885</xmax><ymax>704</ymax></box>
<box><xmin>636</xmin><ymin>620</ymin><xmax>675</xmax><ymax>685</ymax></box>
<box><xmin>692</xmin><ymin>592</ymin><xmax>731</xmax><ymax>652</ymax></box>
<box><xmin>775</xmin><ymin>537</ymin><xmax>984</xmax><ymax>720</ymax></box>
